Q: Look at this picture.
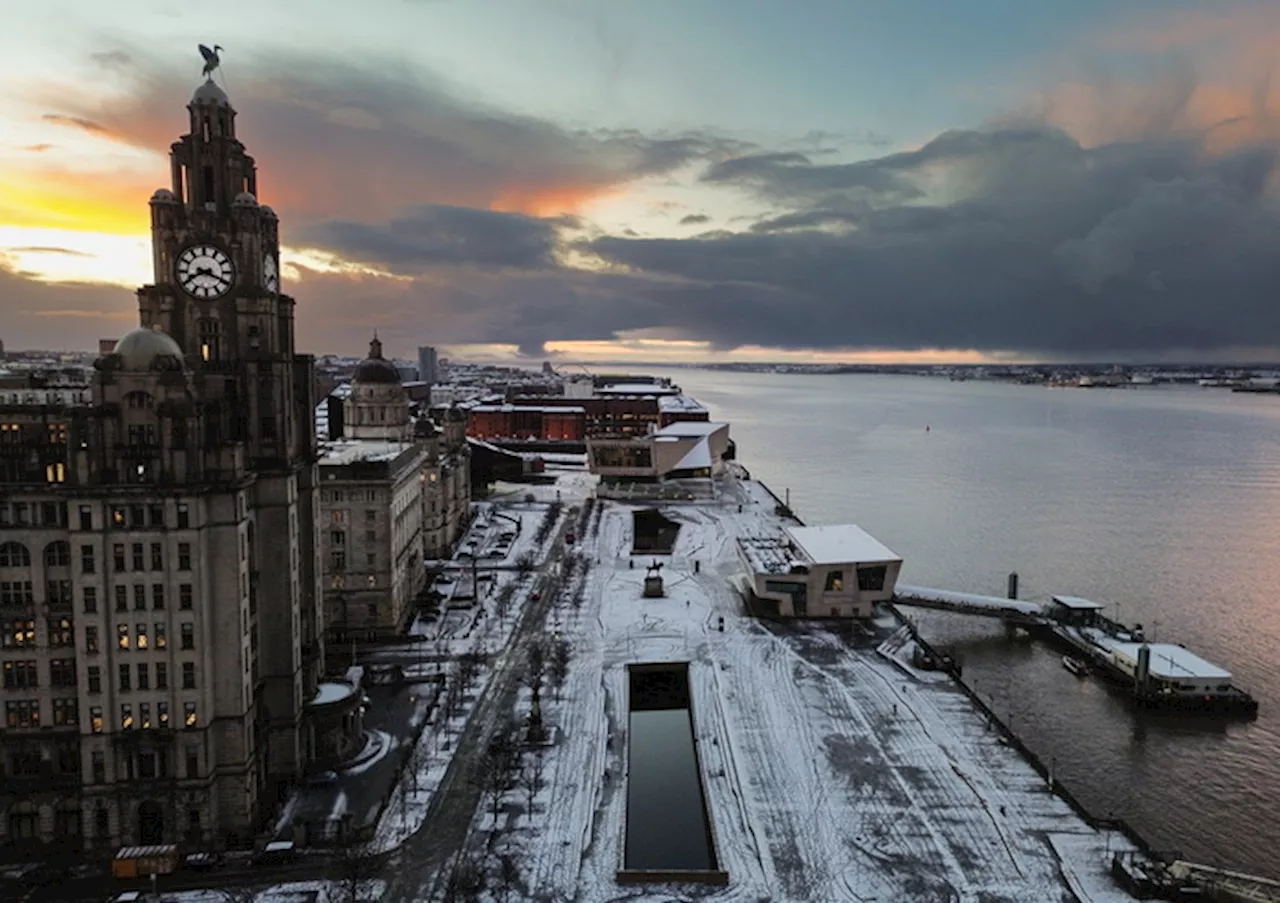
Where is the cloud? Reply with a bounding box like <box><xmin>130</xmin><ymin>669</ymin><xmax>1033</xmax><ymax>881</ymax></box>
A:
<box><xmin>32</xmin><ymin>52</ymin><xmax>745</xmax><ymax>231</ymax></box>
<box><xmin>40</xmin><ymin>114</ymin><xmax>108</xmax><ymax>134</ymax></box>
<box><xmin>20</xmin><ymin>144</ymin><xmax>54</xmax><ymax>152</ymax></box>
<box><xmin>0</xmin><ymin>262</ymin><xmax>134</xmax><ymax>350</ymax></box>
<box><xmin>580</xmin><ymin>125</ymin><xmax>1280</xmax><ymax>358</ymax></box>
<box><xmin>6</xmin><ymin>246</ymin><xmax>93</xmax><ymax>256</ymax></box>
<box><xmin>297</xmin><ymin>205</ymin><xmax>568</xmax><ymax>271</ymax></box>
<box><xmin>679</xmin><ymin>213</ymin><xmax>710</xmax><ymax>225</ymax></box>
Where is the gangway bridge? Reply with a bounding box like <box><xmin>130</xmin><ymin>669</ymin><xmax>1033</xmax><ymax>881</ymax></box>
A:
<box><xmin>893</xmin><ymin>584</ymin><xmax>1047</xmax><ymax>627</ymax></box>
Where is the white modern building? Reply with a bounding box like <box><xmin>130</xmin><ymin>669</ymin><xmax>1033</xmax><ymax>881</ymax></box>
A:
<box><xmin>587</xmin><ymin>421</ymin><xmax>731</xmax><ymax>482</ymax></box>
<box><xmin>737</xmin><ymin>524</ymin><xmax>903</xmax><ymax>619</ymax></box>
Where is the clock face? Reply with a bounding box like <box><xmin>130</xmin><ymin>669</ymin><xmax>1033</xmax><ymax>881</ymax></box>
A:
<box><xmin>263</xmin><ymin>254</ymin><xmax>279</xmax><ymax>293</ymax></box>
<box><xmin>175</xmin><ymin>244</ymin><xmax>235</xmax><ymax>299</ymax></box>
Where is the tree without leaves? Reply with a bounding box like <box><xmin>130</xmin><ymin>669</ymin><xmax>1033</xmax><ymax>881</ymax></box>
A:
<box><xmin>495</xmin><ymin>852</ymin><xmax>521</xmax><ymax>903</ymax></box>
<box><xmin>444</xmin><ymin>850</ymin><xmax>484</xmax><ymax>903</ymax></box>
<box><xmin>481</xmin><ymin>722</ymin><xmax>520</xmax><ymax>826</ymax></box>
<box><xmin>329</xmin><ymin>840</ymin><xmax>378</xmax><ymax>903</ymax></box>
<box><xmin>548</xmin><ymin>636</ymin><xmax>572</xmax><ymax>701</ymax></box>
<box><xmin>523</xmin><ymin>637</ymin><xmax>547</xmax><ymax>694</ymax></box>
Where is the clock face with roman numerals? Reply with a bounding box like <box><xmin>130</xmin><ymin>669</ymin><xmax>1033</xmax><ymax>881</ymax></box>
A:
<box><xmin>175</xmin><ymin>244</ymin><xmax>235</xmax><ymax>299</ymax></box>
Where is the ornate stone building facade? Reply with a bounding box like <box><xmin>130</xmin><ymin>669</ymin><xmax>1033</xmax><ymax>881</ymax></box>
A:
<box><xmin>319</xmin><ymin>344</ymin><xmax>471</xmax><ymax>649</ymax></box>
<box><xmin>0</xmin><ymin>76</ymin><xmax>322</xmax><ymax>854</ymax></box>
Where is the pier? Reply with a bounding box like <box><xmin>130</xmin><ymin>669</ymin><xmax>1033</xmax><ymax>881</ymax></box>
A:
<box><xmin>892</xmin><ymin>582</ymin><xmax>1259</xmax><ymax>717</ymax></box>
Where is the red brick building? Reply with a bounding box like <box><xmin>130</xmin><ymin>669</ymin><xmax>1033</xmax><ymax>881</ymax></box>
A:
<box><xmin>466</xmin><ymin>404</ymin><xmax>586</xmax><ymax>441</ymax></box>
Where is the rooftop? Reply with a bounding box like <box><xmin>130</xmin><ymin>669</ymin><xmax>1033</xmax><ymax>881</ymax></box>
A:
<box><xmin>657</xmin><ymin>394</ymin><xmax>708</xmax><ymax>413</ymax></box>
<box><xmin>1109</xmin><ymin>641</ymin><xmax>1232</xmax><ymax>681</ymax></box>
<box><xmin>1052</xmin><ymin>595</ymin><xmax>1108</xmax><ymax>610</ymax></box>
<box><xmin>319</xmin><ymin>439</ymin><xmax>418</xmax><ymax>466</ymax></box>
<box><xmin>786</xmin><ymin>523</ymin><xmax>902</xmax><ymax>565</ymax></box>
<box><xmin>597</xmin><ymin>382</ymin><xmax>680</xmax><ymax>396</ymax></box>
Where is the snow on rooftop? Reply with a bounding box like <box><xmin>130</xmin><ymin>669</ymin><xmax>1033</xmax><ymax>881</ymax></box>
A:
<box><xmin>1110</xmin><ymin>642</ymin><xmax>1232</xmax><ymax>681</ymax></box>
<box><xmin>1052</xmin><ymin>595</ymin><xmax>1109</xmax><ymax>610</ymax></box>
<box><xmin>657</xmin><ymin>394</ymin><xmax>707</xmax><ymax>412</ymax></box>
<box><xmin>470</xmin><ymin>404</ymin><xmax>586</xmax><ymax>413</ymax></box>
<box><xmin>596</xmin><ymin>382</ymin><xmax>679</xmax><ymax>395</ymax></box>
<box><xmin>309</xmin><ymin>681</ymin><xmax>356</xmax><ymax>707</ymax></box>
<box><xmin>319</xmin><ymin>439</ymin><xmax>416</xmax><ymax>466</ymax></box>
<box><xmin>896</xmin><ymin>584</ymin><xmax>1046</xmax><ymax>617</ymax></box>
<box><xmin>786</xmin><ymin>523</ymin><xmax>901</xmax><ymax>565</ymax></box>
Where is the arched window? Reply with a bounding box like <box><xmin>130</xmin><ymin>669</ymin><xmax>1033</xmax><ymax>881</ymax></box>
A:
<box><xmin>43</xmin><ymin>541</ymin><xmax>70</xmax><ymax>568</ymax></box>
<box><xmin>0</xmin><ymin>541</ymin><xmax>31</xmax><ymax>568</ymax></box>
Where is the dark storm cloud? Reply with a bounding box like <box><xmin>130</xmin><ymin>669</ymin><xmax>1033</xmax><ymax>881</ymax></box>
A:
<box><xmin>297</xmin><ymin>205</ymin><xmax>564</xmax><ymax>270</ymax></box>
<box><xmin>583</xmin><ymin>128</ymin><xmax>1280</xmax><ymax>357</ymax></box>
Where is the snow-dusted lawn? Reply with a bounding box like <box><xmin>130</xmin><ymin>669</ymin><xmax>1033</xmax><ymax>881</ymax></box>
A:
<box><xmin>451</xmin><ymin>476</ymin><xmax>1144</xmax><ymax>902</ymax></box>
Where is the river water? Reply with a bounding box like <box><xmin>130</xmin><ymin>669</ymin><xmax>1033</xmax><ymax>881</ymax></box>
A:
<box><xmin>649</xmin><ymin>368</ymin><xmax>1280</xmax><ymax>878</ymax></box>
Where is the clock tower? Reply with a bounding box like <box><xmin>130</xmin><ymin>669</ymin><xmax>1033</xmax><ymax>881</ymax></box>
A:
<box><xmin>134</xmin><ymin>76</ymin><xmax>325</xmax><ymax>811</ymax></box>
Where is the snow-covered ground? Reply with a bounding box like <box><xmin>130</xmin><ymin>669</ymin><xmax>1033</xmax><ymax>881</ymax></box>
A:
<box><xmin>446</xmin><ymin>473</ymin><xmax>1147</xmax><ymax>902</ymax></box>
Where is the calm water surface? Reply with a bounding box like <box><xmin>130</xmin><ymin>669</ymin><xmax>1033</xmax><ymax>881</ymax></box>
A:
<box><xmin>625</xmin><ymin>708</ymin><xmax>716</xmax><ymax>871</ymax></box>
<box><xmin>651</xmin><ymin>368</ymin><xmax>1280</xmax><ymax>877</ymax></box>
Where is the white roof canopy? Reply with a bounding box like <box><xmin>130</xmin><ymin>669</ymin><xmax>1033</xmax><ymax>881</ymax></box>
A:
<box><xmin>785</xmin><ymin>524</ymin><xmax>901</xmax><ymax>566</ymax></box>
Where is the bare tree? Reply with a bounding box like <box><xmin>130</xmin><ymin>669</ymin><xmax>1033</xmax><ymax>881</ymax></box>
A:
<box><xmin>549</xmin><ymin>636</ymin><xmax>572</xmax><ymax>702</ymax></box>
<box><xmin>492</xmin><ymin>581</ymin><xmax>516</xmax><ymax>623</ymax></box>
<box><xmin>515</xmin><ymin>551</ymin><xmax>535</xmax><ymax>576</ymax></box>
<box><xmin>523</xmin><ymin>638</ymin><xmax>547</xmax><ymax>695</ymax></box>
<box><xmin>522</xmin><ymin>747</ymin><xmax>548</xmax><ymax>814</ymax></box>
<box><xmin>329</xmin><ymin>840</ymin><xmax>378</xmax><ymax>903</ymax></box>
<box><xmin>494</xmin><ymin>852</ymin><xmax>521</xmax><ymax>903</ymax></box>
<box><xmin>481</xmin><ymin>725</ymin><xmax>520</xmax><ymax>826</ymax></box>
<box><xmin>444</xmin><ymin>850</ymin><xmax>484</xmax><ymax>903</ymax></box>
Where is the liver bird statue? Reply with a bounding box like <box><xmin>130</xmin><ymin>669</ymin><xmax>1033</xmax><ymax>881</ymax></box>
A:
<box><xmin>199</xmin><ymin>44</ymin><xmax>223</xmax><ymax>79</ymax></box>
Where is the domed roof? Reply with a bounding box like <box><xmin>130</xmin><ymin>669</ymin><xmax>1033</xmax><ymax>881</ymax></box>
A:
<box><xmin>191</xmin><ymin>78</ymin><xmax>230</xmax><ymax>107</ymax></box>
<box><xmin>352</xmin><ymin>335</ymin><xmax>401</xmax><ymax>385</ymax></box>
<box><xmin>113</xmin><ymin>326</ymin><xmax>185</xmax><ymax>371</ymax></box>
<box><xmin>150</xmin><ymin>188</ymin><xmax>178</xmax><ymax>204</ymax></box>
<box><xmin>413</xmin><ymin>418</ymin><xmax>439</xmax><ymax>439</ymax></box>
<box><xmin>232</xmin><ymin>191</ymin><xmax>258</xmax><ymax>207</ymax></box>
<box><xmin>260</xmin><ymin>204</ymin><xmax>278</xmax><ymax>219</ymax></box>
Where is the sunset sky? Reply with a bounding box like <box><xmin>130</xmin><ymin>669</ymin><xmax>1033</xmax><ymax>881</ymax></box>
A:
<box><xmin>2</xmin><ymin>0</ymin><xmax>1279</xmax><ymax>363</ymax></box>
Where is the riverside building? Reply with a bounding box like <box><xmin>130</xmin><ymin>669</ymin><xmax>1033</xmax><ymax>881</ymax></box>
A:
<box><xmin>318</xmin><ymin>339</ymin><xmax>470</xmax><ymax>649</ymax></box>
<box><xmin>1</xmin><ymin>74</ymin><xmax>324</xmax><ymax>854</ymax></box>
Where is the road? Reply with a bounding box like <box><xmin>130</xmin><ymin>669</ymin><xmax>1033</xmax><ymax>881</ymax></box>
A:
<box><xmin>379</xmin><ymin>518</ymin><xmax>570</xmax><ymax>901</ymax></box>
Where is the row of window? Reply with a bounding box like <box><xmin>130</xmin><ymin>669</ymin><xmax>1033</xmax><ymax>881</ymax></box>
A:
<box><xmin>3</xmin><ymin>696</ymin><xmax>199</xmax><ymax>731</ymax></box>
<box><xmin>116</xmin><ymin>660</ymin><xmax>197</xmax><ymax>691</ymax></box>
<box><xmin>0</xmin><ymin>500</ymin><xmax>68</xmax><ymax>529</ymax></box>
<box><xmin>88</xmin><ymin>583</ymin><xmax>194</xmax><ymax>613</ymax></box>
<box><xmin>322</xmin><ymin>490</ymin><xmax>381</xmax><ymax>503</ymax></box>
<box><xmin>1</xmin><ymin>658</ymin><xmax>77</xmax><ymax>689</ymax></box>
<box><xmin>107</xmin><ymin>622</ymin><xmax>194</xmax><ymax>652</ymax></box>
<box><xmin>0</xmin><ymin>501</ymin><xmax>194</xmax><ymax>531</ymax></box>
<box><xmin>0</xmin><ymin>539</ymin><xmax>194</xmax><ymax>572</ymax></box>
<box><xmin>4</xmin><ymin>698</ymin><xmax>77</xmax><ymax>727</ymax></box>
<box><xmin>0</xmin><ymin>619</ymin><xmax>195</xmax><ymax>652</ymax></box>
<box><xmin>0</xmin><ymin>618</ymin><xmax>73</xmax><ymax>648</ymax></box>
